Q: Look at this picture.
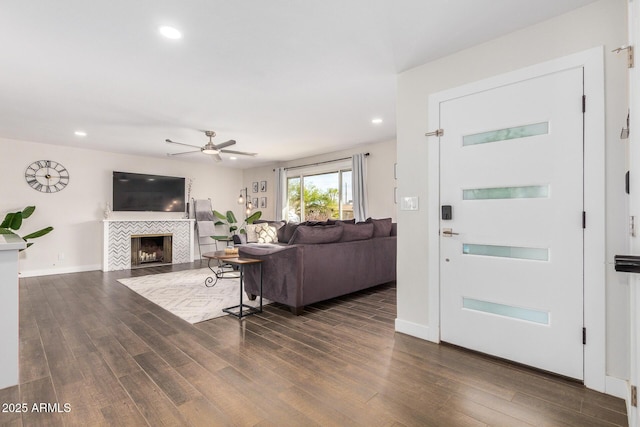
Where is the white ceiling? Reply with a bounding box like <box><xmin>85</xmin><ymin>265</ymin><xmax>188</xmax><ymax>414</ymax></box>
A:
<box><xmin>1</xmin><ymin>0</ymin><xmax>598</xmax><ymax>168</ymax></box>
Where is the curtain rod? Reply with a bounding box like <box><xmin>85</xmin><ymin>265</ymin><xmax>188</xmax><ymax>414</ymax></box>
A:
<box><xmin>273</xmin><ymin>152</ymin><xmax>369</xmax><ymax>172</ymax></box>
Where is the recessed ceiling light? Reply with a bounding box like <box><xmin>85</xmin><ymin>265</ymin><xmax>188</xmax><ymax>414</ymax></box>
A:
<box><xmin>371</xmin><ymin>118</ymin><xmax>383</xmax><ymax>124</ymax></box>
<box><xmin>74</xmin><ymin>130</ymin><xmax>87</xmax><ymax>137</ymax></box>
<box><xmin>229</xmin><ymin>156</ymin><xmax>238</xmax><ymax>160</ymax></box>
<box><xmin>159</xmin><ymin>26</ymin><xmax>182</xmax><ymax>40</ymax></box>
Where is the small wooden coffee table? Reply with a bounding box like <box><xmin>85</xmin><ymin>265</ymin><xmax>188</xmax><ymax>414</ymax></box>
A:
<box><xmin>202</xmin><ymin>250</ymin><xmax>240</xmax><ymax>287</ymax></box>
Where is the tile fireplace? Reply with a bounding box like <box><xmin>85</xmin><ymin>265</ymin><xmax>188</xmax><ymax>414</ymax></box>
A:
<box><xmin>103</xmin><ymin>219</ymin><xmax>194</xmax><ymax>271</ymax></box>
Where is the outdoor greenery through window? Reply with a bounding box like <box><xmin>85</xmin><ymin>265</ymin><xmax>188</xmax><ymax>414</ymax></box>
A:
<box><xmin>287</xmin><ymin>169</ymin><xmax>353</xmax><ymax>222</ymax></box>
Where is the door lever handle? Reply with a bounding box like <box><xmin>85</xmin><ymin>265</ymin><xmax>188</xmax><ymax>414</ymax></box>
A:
<box><xmin>442</xmin><ymin>228</ymin><xmax>459</xmax><ymax>236</ymax></box>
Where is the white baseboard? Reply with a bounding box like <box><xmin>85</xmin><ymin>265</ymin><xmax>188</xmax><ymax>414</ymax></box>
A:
<box><xmin>19</xmin><ymin>264</ymin><xmax>102</xmax><ymax>278</ymax></box>
<box><xmin>605</xmin><ymin>375</ymin><xmax>629</xmax><ymax>400</ymax></box>
<box><xmin>395</xmin><ymin>318</ymin><xmax>437</xmax><ymax>342</ymax></box>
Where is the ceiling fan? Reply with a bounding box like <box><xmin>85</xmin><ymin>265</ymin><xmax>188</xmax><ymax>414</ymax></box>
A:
<box><xmin>166</xmin><ymin>130</ymin><xmax>257</xmax><ymax>162</ymax></box>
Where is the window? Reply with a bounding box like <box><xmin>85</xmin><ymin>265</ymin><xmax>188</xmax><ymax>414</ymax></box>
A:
<box><xmin>286</xmin><ymin>167</ymin><xmax>352</xmax><ymax>222</ymax></box>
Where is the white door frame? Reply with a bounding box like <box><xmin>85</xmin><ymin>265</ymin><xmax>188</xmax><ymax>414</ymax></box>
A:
<box><xmin>626</xmin><ymin>0</ymin><xmax>639</xmax><ymax>424</ymax></box>
<box><xmin>427</xmin><ymin>46</ymin><xmax>606</xmax><ymax>392</ymax></box>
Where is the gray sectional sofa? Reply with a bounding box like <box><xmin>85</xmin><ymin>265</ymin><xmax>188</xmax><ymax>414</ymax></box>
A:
<box><xmin>238</xmin><ymin>218</ymin><xmax>397</xmax><ymax>315</ymax></box>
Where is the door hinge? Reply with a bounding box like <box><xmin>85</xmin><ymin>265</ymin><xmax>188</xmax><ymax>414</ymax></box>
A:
<box><xmin>632</xmin><ymin>385</ymin><xmax>638</xmax><ymax>407</ymax></box>
<box><xmin>612</xmin><ymin>45</ymin><xmax>634</xmax><ymax>69</ymax></box>
<box><xmin>582</xmin><ymin>95</ymin><xmax>586</xmax><ymax>113</ymax></box>
<box><xmin>582</xmin><ymin>327</ymin><xmax>587</xmax><ymax>345</ymax></box>
<box><xmin>582</xmin><ymin>211</ymin><xmax>586</xmax><ymax>229</ymax></box>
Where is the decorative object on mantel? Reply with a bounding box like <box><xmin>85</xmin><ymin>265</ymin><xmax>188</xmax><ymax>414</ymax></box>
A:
<box><xmin>24</xmin><ymin>160</ymin><xmax>69</xmax><ymax>193</ymax></box>
<box><xmin>185</xmin><ymin>178</ymin><xmax>193</xmax><ymax>218</ymax></box>
<box><xmin>103</xmin><ymin>202</ymin><xmax>112</xmax><ymax>219</ymax></box>
<box><xmin>0</xmin><ymin>206</ymin><xmax>53</xmax><ymax>250</ymax></box>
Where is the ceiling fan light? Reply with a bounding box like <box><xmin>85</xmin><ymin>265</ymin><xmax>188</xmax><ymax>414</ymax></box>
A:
<box><xmin>202</xmin><ymin>148</ymin><xmax>220</xmax><ymax>155</ymax></box>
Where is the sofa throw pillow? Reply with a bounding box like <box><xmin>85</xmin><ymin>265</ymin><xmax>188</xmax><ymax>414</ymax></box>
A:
<box><xmin>245</xmin><ymin>224</ymin><xmax>260</xmax><ymax>243</ymax></box>
<box><xmin>288</xmin><ymin>225</ymin><xmax>343</xmax><ymax>244</ymax></box>
<box><xmin>366</xmin><ymin>217</ymin><xmax>393</xmax><ymax>237</ymax></box>
<box><xmin>339</xmin><ymin>222</ymin><xmax>374</xmax><ymax>242</ymax></box>
<box><xmin>257</xmin><ymin>224</ymin><xmax>278</xmax><ymax>244</ymax></box>
<box><xmin>277</xmin><ymin>222</ymin><xmax>299</xmax><ymax>243</ymax></box>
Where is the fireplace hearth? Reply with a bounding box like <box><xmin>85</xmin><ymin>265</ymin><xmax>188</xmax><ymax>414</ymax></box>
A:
<box><xmin>131</xmin><ymin>234</ymin><xmax>172</xmax><ymax>268</ymax></box>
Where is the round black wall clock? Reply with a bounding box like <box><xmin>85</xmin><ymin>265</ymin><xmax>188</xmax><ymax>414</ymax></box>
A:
<box><xmin>25</xmin><ymin>160</ymin><xmax>70</xmax><ymax>193</ymax></box>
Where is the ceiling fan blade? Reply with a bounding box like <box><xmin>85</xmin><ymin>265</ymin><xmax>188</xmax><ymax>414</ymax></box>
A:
<box><xmin>167</xmin><ymin>150</ymin><xmax>200</xmax><ymax>156</ymax></box>
<box><xmin>213</xmin><ymin>153</ymin><xmax>223</xmax><ymax>162</ymax></box>
<box><xmin>220</xmin><ymin>149</ymin><xmax>258</xmax><ymax>156</ymax></box>
<box><xmin>165</xmin><ymin>139</ymin><xmax>202</xmax><ymax>149</ymax></box>
<box><xmin>214</xmin><ymin>139</ymin><xmax>236</xmax><ymax>150</ymax></box>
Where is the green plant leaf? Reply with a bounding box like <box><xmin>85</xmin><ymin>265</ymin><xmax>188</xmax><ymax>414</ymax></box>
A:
<box><xmin>213</xmin><ymin>210</ymin><xmax>227</xmax><ymax>221</ymax></box>
<box><xmin>23</xmin><ymin>226</ymin><xmax>53</xmax><ymax>240</ymax></box>
<box><xmin>229</xmin><ymin>225</ymin><xmax>238</xmax><ymax>233</ymax></box>
<box><xmin>1</xmin><ymin>213</ymin><xmax>15</xmax><ymax>228</ymax></box>
<box><xmin>0</xmin><ymin>228</ymin><xmax>18</xmax><ymax>236</ymax></box>
<box><xmin>211</xmin><ymin>235</ymin><xmax>230</xmax><ymax>240</ymax></box>
<box><xmin>226</xmin><ymin>210</ymin><xmax>237</xmax><ymax>224</ymax></box>
<box><xmin>240</xmin><ymin>229</ymin><xmax>246</xmax><ymax>234</ymax></box>
<box><xmin>22</xmin><ymin>206</ymin><xmax>35</xmax><ymax>219</ymax></box>
<box><xmin>246</xmin><ymin>211</ymin><xmax>262</xmax><ymax>224</ymax></box>
<box><xmin>10</xmin><ymin>212</ymin><xmax>23</xmax><ymax>230</ymax></box>
<box><xmin>214</xmin><ymin>220</ymin><xmax>225</xmax><ymax>226</ymax></box>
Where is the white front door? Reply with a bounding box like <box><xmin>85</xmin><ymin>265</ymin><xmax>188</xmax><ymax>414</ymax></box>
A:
<box><xmin>439</xmin><ymin>67</ymin><xmax>584</xmax><ymax>380</ymax></box>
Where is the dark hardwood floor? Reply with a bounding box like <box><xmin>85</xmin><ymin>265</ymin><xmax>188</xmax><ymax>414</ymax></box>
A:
<box><xmin>0</xmin><ymin>262</ymin><xmax>627</xmax><ymax>426</ymax></box>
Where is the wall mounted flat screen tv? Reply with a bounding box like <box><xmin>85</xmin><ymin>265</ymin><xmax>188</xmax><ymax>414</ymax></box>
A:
<box><xmin>113</xmin><ymin>171</ymin><xmax>185</xmax><ymax>212</ymax></box>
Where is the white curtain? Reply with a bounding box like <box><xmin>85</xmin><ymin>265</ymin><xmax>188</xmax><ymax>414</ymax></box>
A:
<box><xmin>352</xmin><ymin>153</ymin><xmax>368</xmax><ymax>221</ymax></box>
<box><xmin>274</xmin><ymin>167</ymin><xmax>287</xmax><ymax>221</ymax></box>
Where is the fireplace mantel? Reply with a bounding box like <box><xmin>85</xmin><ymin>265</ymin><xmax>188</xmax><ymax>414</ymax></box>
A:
<box><xmin>102</xmin><ymin>219</ymin><xmax>195</xmax><ymax>271</ymax></box>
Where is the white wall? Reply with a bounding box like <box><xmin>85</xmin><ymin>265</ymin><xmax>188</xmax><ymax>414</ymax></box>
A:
<box><xmin>396</xmin><ymin>0</ymin><xmax>629</xmax><ymax>380</ymax></box>
<box><xmin>242</xmin><ymin>165</ymin><xmax>277</xmax><ymax>220</ymax></box>
<box><xmin>0</xmin><ymin>137</ymin><xmax>244</xmax><ymax>276</ymax></box>
<box><xmin>242</xmin><ymin>139</ymin><xmax>398</xmax><ymax>221</ymax></box>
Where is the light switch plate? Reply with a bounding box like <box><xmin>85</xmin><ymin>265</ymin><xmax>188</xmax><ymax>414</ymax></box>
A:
<box><xmin>400</xmin><ymin>196</ymin><xmax>419</xmax><ymax>211</ymax></box>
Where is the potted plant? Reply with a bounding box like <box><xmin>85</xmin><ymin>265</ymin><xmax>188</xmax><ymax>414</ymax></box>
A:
<box><xmin>212</xmin><ymin>210</ymin><xmax>262</xmax><ymax>241</ymax></box>
<box><xmin>0</xmin><ymin>206</ymin><xmax>53</xmax><ymax>250</ymax></box>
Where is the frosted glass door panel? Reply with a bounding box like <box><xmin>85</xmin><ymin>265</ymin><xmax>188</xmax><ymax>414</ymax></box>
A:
<box><xmin>463</xmin><ymin>244</ymin><xmax>549</xmax><ymax>261</ymax></box>
<box><xmin>463</xmin><ymin>122</ymin><xmax>549</xmax><ymax>146</ymax></box>
<box><xmin>462</xmin><ymin>298</ymin><xmax>550</xmax><ymax>325</ymax></box>
<box><xmin>463</xmin><ymin>185</ymin><xmax>549</xmax><ymax>200</ymax></box>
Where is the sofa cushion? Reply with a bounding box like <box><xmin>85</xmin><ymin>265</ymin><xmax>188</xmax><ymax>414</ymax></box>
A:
<box><xmin>288</xmin><ymin>225</ymin><xmax>343</xmax><ymax>244</ymax></box>
<box><xmin>245</xmin><ymin>224</ymin><xmax>260</xmax><ymax>243</ymax></box>
<box><xmin>277</xmin><ymin>222</ymin><xmax>299</xmax><ymax>243</ymax></box>
<box><xmin>299</xmin><ymin>220</ymin><xmax>330</xmax><ymax>226</ymax></box>
<box><xmin>326</xmin><ymin>218</ymin><xmax>356</xmax><ymax>225</ymax></box>
<box><xmin>366</xmin><ymin>217</ymin><xmax>393</xmax><ymax>237</ymax></box>
<box><xmin>254</xmin><ymin>220</ymin><xmax>285</xmax><ymax>229</ymax></box>
<box><xmin>339</xmin><ymin>222</ymin><xmax>374</xmax><ymax>242</ymax></box>
<box><xmin>256</xmin><ymin>223</ymin><xmax>279</xmax><ymax>243</ymax></box>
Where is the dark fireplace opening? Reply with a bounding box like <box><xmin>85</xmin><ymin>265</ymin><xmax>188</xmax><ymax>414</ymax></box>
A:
<box><xmin>131</xmin><ymin>234</ymin><xmax>172</xmax><ymax>268</ymax></box>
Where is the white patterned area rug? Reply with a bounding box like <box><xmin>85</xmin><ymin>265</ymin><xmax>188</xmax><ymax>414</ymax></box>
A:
<box><xmin>117</xmin><ymin>268</ymin><xmax>267</xmax><ymax>324</ymax></box>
